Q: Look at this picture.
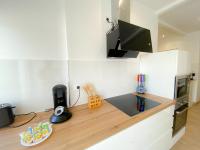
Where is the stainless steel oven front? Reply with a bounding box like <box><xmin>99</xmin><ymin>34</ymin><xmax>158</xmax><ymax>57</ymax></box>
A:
<box><xmin>174</xmin><ymin>75</ymin><xmax>190</xmax><ymax>100</ymax></box>
<box><xmin>173</xmin><ymin>75</ymin><xmax>190</xmax><ymax>136</ymax></box>
<box><xmin>173</xmin><ymin>103</ymin><xmax>188</xmax><ymax>136</ymax></box>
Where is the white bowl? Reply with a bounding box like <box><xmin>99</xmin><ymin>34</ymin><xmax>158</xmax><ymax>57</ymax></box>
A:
<box><xmin>20</xmin><ymin>123</ymin><xmax>53</xmax><ymax>147</ymax></box>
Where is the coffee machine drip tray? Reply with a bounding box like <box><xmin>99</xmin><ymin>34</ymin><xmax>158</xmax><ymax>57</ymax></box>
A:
<box><xmin>50</xmin><ymin>108</ymin><xmax>72</xmax><ymax>124</ymax></box>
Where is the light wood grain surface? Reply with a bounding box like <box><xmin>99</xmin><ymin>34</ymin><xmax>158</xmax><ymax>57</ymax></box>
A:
<box><xmin>171</xmin><ymin>102</ymin><xmax>200</xmax><ymax>150</ymax></box>
<box><xmin>0</xmin><ymin>93</ymin><xmax>175</xmax><ymax>150</ymax></box>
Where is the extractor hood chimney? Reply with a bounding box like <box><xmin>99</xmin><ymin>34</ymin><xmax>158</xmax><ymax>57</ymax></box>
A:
<box><xmin>106</xmin><ymin>0</ymin><xmax>153</xmax><ymax>58</ymax></box>
<box><xmin>111</xmin><ymin>0</ymin><xmax>131</xmax><ymax>23</ymax></box>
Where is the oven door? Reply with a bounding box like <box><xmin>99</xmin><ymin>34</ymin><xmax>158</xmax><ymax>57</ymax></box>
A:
<box><xmin>173</xmin><ymin>103</ymin><xmax>188</xmax><ymax>136</ymax></box>
<box><xmin>174</xmin><ymin>75</ymin><xmax>190</xmax><ymax>99</ymax></box>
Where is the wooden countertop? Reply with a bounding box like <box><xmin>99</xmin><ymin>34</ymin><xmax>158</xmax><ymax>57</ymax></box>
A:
<box><xmin>0</xmin><ymin>93</ymin><xmax>175</xmax><ymax>150</ymax></box>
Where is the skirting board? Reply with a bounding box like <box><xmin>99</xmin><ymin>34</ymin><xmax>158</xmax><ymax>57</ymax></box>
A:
<box><xmin>170</xmin><ymin>127</ymin><xmax>186</xmax><ymax>148</ymax></box>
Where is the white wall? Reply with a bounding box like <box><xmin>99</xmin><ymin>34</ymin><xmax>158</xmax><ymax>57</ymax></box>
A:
<box><xmin>0</xmin><ymin>0</ymin><xmax>159</xmax><ymax>113</ymax></box>
<box><xmin>0</xmin><ymin>60</ymin><xmax>68</xmax><ymax>113</ymax></box>
<box><xmin>158</xmin><ymin>24</ymin><xmax>185</xmax><ymax>51</ymax></box>
<box><xmin>183</xmin><ymin>32</ymin><xmax>200</xmax><ymax>103</ymax></box>
<box><xmin>68</xmin><ymin>60</ymin><xmax>139</xmax><ymax>105</ymax></box>
<box><xmin>0</xmin><ymin>0</ymin><xmax>68</xmax><ymax>113</ymax></box>
<box><xmin>66</xmin><ymin>0</ymin><xmax>139</xmax><ymax>105</ymax></box>
<box><xmin>0</xmin><ymin>0</ymin><xmax>67</xmax><ymax>60</ymax></box>
<box><xmin>66</xmin><ymin>0</ymin><xmax>158</xmax><ymax>105</ymax></box>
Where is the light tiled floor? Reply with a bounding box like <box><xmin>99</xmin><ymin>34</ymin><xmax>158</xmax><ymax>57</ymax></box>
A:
<box><xmin>171</xmin><ymin>103</ymin><xmax>200</xmax><ymax>150</ymax></box>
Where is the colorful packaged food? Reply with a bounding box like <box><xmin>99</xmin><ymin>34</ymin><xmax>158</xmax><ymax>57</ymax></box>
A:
<box><xmin>20</xmin><ymin>122</ymin><xmax>52</xmax><ymax>147</ymax></box>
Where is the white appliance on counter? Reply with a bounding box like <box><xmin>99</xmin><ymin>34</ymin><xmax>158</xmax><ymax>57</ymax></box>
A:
<box><xmin>140</xmin><ymin>49</ymin><xmax>191</xmax><ymax>148</ymax></box>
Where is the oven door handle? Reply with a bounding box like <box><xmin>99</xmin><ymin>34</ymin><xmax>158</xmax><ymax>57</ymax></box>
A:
<box><xmin>176</xmin><ymin>108</ymin><xmax>188</xmax><ymax>115</ymax></box>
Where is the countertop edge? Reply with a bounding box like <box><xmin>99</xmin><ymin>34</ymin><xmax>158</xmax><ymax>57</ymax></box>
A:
<box><xmin>81</xmin><ymin>93</ymin><xmax>176</xmax><ymax>149</ymax></box>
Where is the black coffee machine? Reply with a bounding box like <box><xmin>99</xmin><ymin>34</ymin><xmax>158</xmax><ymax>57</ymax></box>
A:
<box><xmin>50</xmin><ymin>84</ymin><xmax>72</xmax><ymax>124</ymax></box>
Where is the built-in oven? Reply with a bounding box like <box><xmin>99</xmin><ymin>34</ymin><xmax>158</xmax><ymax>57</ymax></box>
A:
<box><xmin>173</xmin><ymin>103</ymin><xmax>188</xmax><ymax>135</ymax></box>
<box><xmin>173</xmin><ymin>75</ymin><xmax>190</xmax><ymax>136</ymax></box>
<box><xmin>174</xmin><ymin>75</ymin><xmax>190</xmax><ymax>100</ymax></box>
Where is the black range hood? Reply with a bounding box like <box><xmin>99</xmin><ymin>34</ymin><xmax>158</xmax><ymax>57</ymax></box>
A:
<box><xmin>107</xmin><ymin>20</ymin><xmax>153</xmax><ymax>58</ymax></box>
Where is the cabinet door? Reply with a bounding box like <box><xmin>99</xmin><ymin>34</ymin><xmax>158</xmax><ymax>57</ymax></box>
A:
<box><xmin>146</xmin><ymin>129</ymin><xmax>172</xmax><ymax>150</ymax></box>
<box><xmin>87</xmin><ymin>106</ymin><xmax>174</xmax><ymax>150</ymax></box>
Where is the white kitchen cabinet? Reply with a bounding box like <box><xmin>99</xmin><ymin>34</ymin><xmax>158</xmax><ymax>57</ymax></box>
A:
<box><xmin>87</xmin><ymin>105</ymin><xmax>175</xmax><ymax>150</ymax></box>
<box><xmin>140</xmin><ymin>50</ymin><xmax>191</xmax><ymax>146</ymax></box>
<box><xmin>140</xmin><ymin>50</ymin><xmax>191</xmax><ymax>99</ymax></box>
<box><xmin>147</xmin><ymin>129</ymin><xmax>172</xmax><ymax>150</ymax></box>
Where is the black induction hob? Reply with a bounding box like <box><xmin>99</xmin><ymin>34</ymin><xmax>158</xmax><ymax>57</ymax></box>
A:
<box><xmin>106</xmin><ymin>93</ymin><xmax>161</xmax><ymax>117</ymax></box>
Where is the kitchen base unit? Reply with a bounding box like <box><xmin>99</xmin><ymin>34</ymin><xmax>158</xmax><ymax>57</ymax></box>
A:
<box><xmin>87</xmin><ymin>105</ymin><xmax>175</xmax><ymax>150</ymax></box>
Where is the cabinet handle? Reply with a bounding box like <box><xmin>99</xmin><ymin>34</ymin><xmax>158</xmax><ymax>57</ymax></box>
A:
<box><xmin>176</xmin><ymin>108</ymin><xmax>188</xmax><ymax>115</ymax></box>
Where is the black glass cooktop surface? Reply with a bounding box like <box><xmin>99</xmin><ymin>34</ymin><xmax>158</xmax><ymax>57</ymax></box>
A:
<box><xmin>106</xmin><ymin>93</ymin><xmax>161</xmax><ymax>116</ymax></box>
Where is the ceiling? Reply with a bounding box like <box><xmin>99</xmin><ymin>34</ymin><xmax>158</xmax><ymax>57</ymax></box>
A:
<box><xmin>135</xmin><ymin>0</ymin><xmax>176</xmax><ymax>12</ymax></box>
<box><xmin>135</xmin><ymin>0</ymin><xmax>200</xmax><ymax>33</ymax></box>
